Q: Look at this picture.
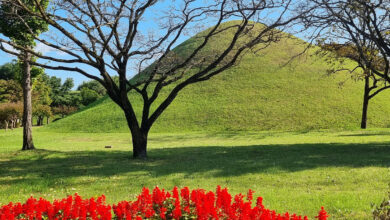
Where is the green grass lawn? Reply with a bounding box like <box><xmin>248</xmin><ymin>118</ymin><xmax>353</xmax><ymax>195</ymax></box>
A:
<box><xmin>1</xmin><ymin>128</ymin><xmax>390</xmax><ymax>219</ymax></box>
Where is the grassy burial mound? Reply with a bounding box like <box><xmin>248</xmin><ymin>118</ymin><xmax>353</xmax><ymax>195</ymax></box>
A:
<box><xmin>45</xmin><ymin>22</ymin><xmax>390</xmax><ymax>133</ymax></box>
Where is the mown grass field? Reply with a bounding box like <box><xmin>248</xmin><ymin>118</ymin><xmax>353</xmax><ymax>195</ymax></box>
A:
<box><xmin>1</xmin><ymin>128</ymin><xmax>390</xmax><ymax>219</ymax></box>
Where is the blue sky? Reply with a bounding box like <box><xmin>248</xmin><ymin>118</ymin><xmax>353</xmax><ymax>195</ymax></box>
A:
<box><xmin>0</xmin><ymin>1</ymin><xmax>197</xmax><ymax>88</ymax></box>
<box><xmin>0</xmin><ymin>45</ymin><xmax>91</xmax><ymax>87</ymax></box>
<box><xmin>0</xmin><ymin>1</ymin><xmax>307</xmax><ymax>89</ymax></box>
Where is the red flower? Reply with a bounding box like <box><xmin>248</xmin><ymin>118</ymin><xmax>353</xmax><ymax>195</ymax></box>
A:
<box><xmin>315</xmin><ymin>206</ymin><xmax>328</xmax><ymax>220</ymax></box>
<box><xmin>0</xmin><ymin>187</ymin><xmax>326</xmax><ymax>220</ymax></box>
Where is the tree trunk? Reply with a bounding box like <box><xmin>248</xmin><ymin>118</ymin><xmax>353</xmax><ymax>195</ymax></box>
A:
<box><xmin>361</xmin><ymin>76</ymin><xmax>370</xmax><ymax>129</ymax></box>
<box><xmin>4</xmin><ymin>120</ymin><xmax>8</xmax><ymax>132</ymax></box>
<box><xmin>47</xmin><ymin>117</ymin><xmax>49</xmax><ymax>125</ymax></box>
<box><xmin>123</xmin><ymin>109</ymin><xmax>149</xmax><ymax>159</ymax></box>
<box><xmin>131</xmin><ymin>130</ymin><xmax>148</xmax><ymax>159</ymax></box>
<box><xmin>22</xmin><ymin>52</ymin><xmax>35</xmax><ymax>150</ymax></box>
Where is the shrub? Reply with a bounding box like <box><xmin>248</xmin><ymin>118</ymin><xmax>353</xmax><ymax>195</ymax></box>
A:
<box><xmin>80</xmin><ymin>87</ymin><xmax>101</xmax><ymax>106</ymax></box>
<box><xmin>0</xmin><ymin>102</ymin><xmax>23</xmax><ymax>130</ymax></box>
<box><xmin>0</xmin><ymin>186</ymin><xmax>328</xmax><ymax>220</ymax></box>
<box><xmin>373</xmin><ymin>191</ymin><xmax>390</xmax><ymax>220</ymax></box>
<box><xmin>52</xmin><ymin>105</ymin><xmax>78</xmax><ymax>118</ymax></box>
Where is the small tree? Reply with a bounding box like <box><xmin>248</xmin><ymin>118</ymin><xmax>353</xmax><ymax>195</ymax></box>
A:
<box><xmin>318</xmin><ymin>43</ymin><xmax>389</xmax><ymax>129</ymax></box>
<box><xmin>304</xmin><ymin>0</ymin><xmax>390</xmax><ymax>129</ymax></box>
<box><xmin>32</xmin><ymin>73</ymin><xmax>52</xmax><ymax>106</ymax></box>
<box><xmin>0</xmin><ymin>0</ymin><xmax>310</xmax><ymax>158</ymax></box>
<box><xmin>33</xmin><ymin>104</ymin><xmax>51</xmax><ymax>126</ymax></box>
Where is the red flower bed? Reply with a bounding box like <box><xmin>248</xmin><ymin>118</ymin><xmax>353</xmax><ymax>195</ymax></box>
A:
<box><xmin>0</xmin><ymin>186</ymin><xmax>328</xmax><ymax>220</ymax></box>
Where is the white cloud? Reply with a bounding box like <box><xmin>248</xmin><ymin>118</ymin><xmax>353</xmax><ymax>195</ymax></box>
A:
<box><xmin>35</xmin><ymin>42</ymin><xmax>54</xmax><ymax>54</ymax></box>
<box><xmin>2</xmin><ymin>43</ymin><xmax>18</xmax><ymax>58</ymax></box>
<box><xmin>35</xmin><ymin>42</ymin><xmax>67</xmax><ymax>56</ymax></box>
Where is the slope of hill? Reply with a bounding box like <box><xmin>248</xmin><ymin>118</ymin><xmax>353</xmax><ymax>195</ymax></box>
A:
<box><xmin>44</xmin><ymin>23</ymin><xmax>390</xmax><ymax>133</ymax></box>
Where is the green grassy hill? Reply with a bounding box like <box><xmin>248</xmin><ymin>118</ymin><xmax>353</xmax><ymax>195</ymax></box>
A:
<box><xmin>45</xmin><ymin>23</ymin><xmax>390</xmax><ymax>133</ymax></box>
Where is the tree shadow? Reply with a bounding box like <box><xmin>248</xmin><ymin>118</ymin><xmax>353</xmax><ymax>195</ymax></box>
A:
<box><xmin>1</xmin><ymin>142</ymin><xmax>390</xmax><ymax>187</ymax></box>
<box><xmin>339</xmin><ymin>133</ymin><xmax>390</xmax><ymax>137</ymax></box>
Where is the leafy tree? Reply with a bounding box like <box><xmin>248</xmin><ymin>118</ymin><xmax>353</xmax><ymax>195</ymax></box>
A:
<box><xmin>0</xmin><ymin>61</ymin><xmax>18</xmax><ymax>80</ymax></box>
<box><xmin>33</xmin><ymin>104</ymin><xmax>51</xmax><ymax>126</ymax></box>
<box><xmin>78</xmin><ymin>80</ymin><xmax>106</xmax><ymax>96</ymax></box>
<box><xmin>0</xmin><ymin>79</ymin><xmax>22</xmax><ymax>103</ymax></box>
<box><xmin>32</xmin><ymin>74</ymin><xmax>52</xmax><ymax>106</ymax></box>
<box><xmin>0</xmin><ymin>0</ymin><xmax>49</xmax><ymax>150</ymax></box>
<box><xmin>0</xmin><ymin>102</ymin><xmax>23</xmax><ymax>131</ymax></box>
<box><xmin>0</xmin><ymin>60</ymin><xmax>45</xmax><ymax>82</ymax></box>
<box><xmin>61</xmin><ymin>78</ymin><xmax>74</xmax><ymax>93</ymax></box>
<box><xmin>66</xmin><ymin>91</ymin><xmax>82</xmax><ymax>107</ymax></box>
<box><xmin>0</xmin><ymin>61</ymin><xmax>47</xmax><ymax>104</ymax></box>
<box><xmin>48</xmin><ymin>77</ymin><xmax>80</xmax><ymax>107</ymax></box>
<box><xmin>80</xmin><ymin>88</ymin><xmax>100</xmax><ymax>106</ymax></box>
<box><xmin>78</xmin><ymin>80</ymin><xmax>106</xmax><ymax>106</ymax></box>
<box><xmin>47</xmin><ymin>76</ymin><xmax>62</xmax><ymax>93</ymax></box>
<box><xmin>0</xmin><ymin>0</ymin><xmax>310</xmax><ymax>158</ymax></box>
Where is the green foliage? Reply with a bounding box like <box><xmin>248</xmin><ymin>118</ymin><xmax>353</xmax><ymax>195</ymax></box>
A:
<box><xmin>48</xmin><ymin>77</ymin><xmax>81</xmax><ymax>107</ymax></box>
<box><xmin>67</xmin><ymin>91</ymin><xmax>82</xmax><ymax>107</ymax></box>
<box><xmin>80</xmin><ymin>87</ymin><xmax>101</xmax><ymax>106</ymax></box>
<box><xmin>46</xmin><ymin>76</ymin><xmax>62</xmax><ymax>92</ymax></box>
<box><xmin>61</xmin><ymin>78</ymin><xmax>74</xmax><ymax>93</ymax></box>
<box><xmin>0</xmin><ymin>61</ymin><xmax>19</xmax><ymax>80</ymax></box>
<box><xmin>0</xmin><ymin>102</ymin><xmax>22</xmax><ymax>120</ymax></box>
<box><xmin>0</xmin><ymin>0</ymin><xmax>49</xmax><ymax>47</ymax></box>
<box><xmin>0</xmin><ymin>60</ymin><xmax>45</xmax><ymax>84</ymax></box>
<box><xmin>0</xmin><ymin>102</ymin><xmax>23</xmax><ymax>128</ymax></box>
<box><xmin>32</xmin><ymin>74</ymin><xmax>52</xmax><ymax>106</ymax></box>
<box><xmin>33</xmin><ymin>104</ymin><xmax>51</xmax><ymax>118</ymax></box>
<box><xmin>0</xmin><ymin>79</ymin><xmax>22</xmax><ymax>103</ymax></box>
<box><xmin>77</xmin><ymin>80</ymin><xmax>106</xmax><ymax>106</ymax></box>
<box><xmin>0</xmin><ymin>66</ymin><xmax>52</xmax><ymax>105</ymax></box>
<box><xmin>32</xmin><ymin>104</ymin><xmax>52</xmax><ymax>126</ymax></box>
<box><xmin>78</xmin><ymin>80</ymin><xmax>106</xmax><ymax>96</ymax></box>
<box><xmin>0</xmin><ymin>61</ymin><xmax>50</xmax><ymax>106</ymax></box>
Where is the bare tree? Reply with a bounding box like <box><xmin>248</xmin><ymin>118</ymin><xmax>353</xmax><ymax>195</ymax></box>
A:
<box><xmin>303</xmin><ymin>0</ymin><xmax>390</xmax><ymax>129</ymax></box>
<box><xmin>0</xmin><ymin>0</ymin><xmax>308</xmax><ymax>158</ymax></box>
<box><xmin>318</xmin><ymin>42</ymin><xmax>389</xmax><ymax>128</ymax></box>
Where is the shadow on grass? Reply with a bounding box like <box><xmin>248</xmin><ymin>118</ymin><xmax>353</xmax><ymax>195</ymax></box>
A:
<box><xmin>339</xmin><ymin>132</ymin><xmax>390</xmax><ymax>137</ymax></box>
<box><xmin>1</xmin><ymin>142</ymin><xmax>390</xmax><ymax>186</ymax></box>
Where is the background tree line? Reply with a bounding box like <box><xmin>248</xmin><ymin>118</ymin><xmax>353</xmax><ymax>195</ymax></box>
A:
<box><xmin>0</xmin><ymin>61</ymin><xmax>106</xmax><ymax>129</ymax></box>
